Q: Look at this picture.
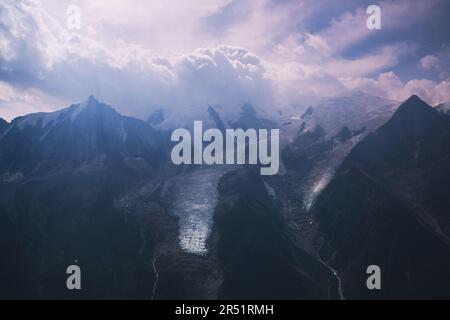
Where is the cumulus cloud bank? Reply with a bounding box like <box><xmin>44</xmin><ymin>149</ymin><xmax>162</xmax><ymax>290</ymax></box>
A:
<box><xmin>0</xmin><ymin>0</ymin><xmax>450</xmax><ymax>121</ymax></box>
<box><xmin>0</xmin><ymin>0</ymin><xmax>279</xmax><ymax>121</ymax></box>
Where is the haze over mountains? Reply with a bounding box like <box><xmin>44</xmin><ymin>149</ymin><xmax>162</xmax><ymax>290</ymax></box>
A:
<box><xmin>1</xmin><ymin>92</ymin><xmax>450</xmax><ymax>299</ymax></box>
<box><xmin>0</xmin><ymin>95</ymin><xmax>166</xmax><ymax>178</ymax></box>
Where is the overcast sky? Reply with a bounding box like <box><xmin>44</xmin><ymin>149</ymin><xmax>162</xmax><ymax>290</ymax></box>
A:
<box><xmin>1</xmin><ymin>0</ymin><xmax>450</xmax><ymax>121</ymax></box>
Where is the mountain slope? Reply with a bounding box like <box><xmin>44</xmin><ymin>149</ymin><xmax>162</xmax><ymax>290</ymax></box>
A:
<box><xmin>0</xmin><ymin>118</ymin><xmax>9</xmax><ymax>135</ymax></box>
<box><xmin>0</xmin><ymin>96</ymin><xmax>166</xmax><ymax>176</ymax></box>
<box><xmin>0</xmin><ymin>97</ymin><xmax>175</xmax><ymax>299</ymax></box>
<box><xmin>314</xmin><ymin>95</ymin><xmax>450</xmax><ymax>298</ymax></box>
<box><xmin>209</xmin><ymin>169</ymin><xmax>332</xmax><ymax>299</ymax></box>
<box><xmin>339</xmin><ymin>95</ymin><xmax>450</xmax><ymax>225</ymax></box>
<box><xmin>280</xmin><ymin>92</ymin><xmax>400</xmax><ymax>212</ymax></box>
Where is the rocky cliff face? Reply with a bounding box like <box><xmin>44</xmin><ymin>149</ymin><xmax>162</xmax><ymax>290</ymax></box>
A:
<box><xmin>208</xmin><ymin>168</ymin><xmax>333</xmax><ymax>299</ymax></box>
<box><xmin>314</xmin><ymin>95</ymin><xmax>450</xmax><ymax>298</ymax></box>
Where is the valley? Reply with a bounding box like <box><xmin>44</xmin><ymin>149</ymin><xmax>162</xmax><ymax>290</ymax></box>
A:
<box><xmin>1</xmin><ymin>93</ymin><xmax>450</xmax><ymax>299</ymax></box>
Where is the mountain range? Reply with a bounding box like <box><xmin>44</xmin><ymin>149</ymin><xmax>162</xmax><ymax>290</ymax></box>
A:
<box><xmin>1</xmin><ymin>93</ymin><xmax>449</xmax><ymax>299</ymax></box>
<box><xmin>314</xmin><ymin>95</ymin><xmax>450</xmax><ymax>298</ymax></box>
<box><xmin>0</xmin><ymin>95</ymin><xmax>166</xmax><ymax>178</ymax></box>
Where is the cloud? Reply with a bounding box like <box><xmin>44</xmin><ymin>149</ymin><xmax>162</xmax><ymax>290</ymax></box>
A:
<box><xmin>0</xmin><ymin>0</ymin><xmax>280</xmax><ymax>122</ymax></box>
<box><xmin>319</xmin><ymin>0</ymin><xmax>440</xmax><ymax>54</ymax></box>
<box><xmin>420</xmin><ymin>55</ymin><xmax>440</xmax><ymax>70</ymax></box>
<box><xmin>326</xmin><ymin>43</ymin><xmax>414</xmax><ymax>78</ymax></box>
<box><xmin>0</xmin><ymin>0</ymin><xmax>449</xmax><ymax>123</ymax></box>
<box><xmin>265</xmin><ymin>33</ymin><xmax>415</xmax><ymax>107</ymax></box>
<box><xmin>0</xmin><ymin>81</ymin><xmax>67</xmax><ymax>121</ymax></box>
<box><xmin>320</xmin><ymin>7</ymin><xmax>369</xmax><ymax>53</ymax></box>
<box><xmin>418</xmin><ymin>51</ymin><xmax>450</xmax><ymax>80</ymax></box>
<box><xmin>162</xmin><ymin>46</ymin><xmax>277</xmax><ymax>124</ymax></box>
<box><xmin>342</xmin><ymin>71</ymin><xmax>450</xmax><ymax>106</ymax></box>
<box><xmin>40</xmin><ymin>0</ymin><xmax>231</xmax><ymax>56</ymax></box>
<box><xmin>202</xmin><ymin>0</ymin><xmax>315</xmax><ymax>55</ymax></box>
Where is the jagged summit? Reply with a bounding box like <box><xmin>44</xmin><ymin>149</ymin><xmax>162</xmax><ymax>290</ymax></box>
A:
<box><xmin>69</xmin><ymin>95</ymin><xmax>119</xmax><ymax>121</ymax></box>
<box><xmin>387</xmin><ymin>95</ymin><xmax>445</xmax><ymax>130</ymax></box>
<box><xmin>341</xmin><ymin>94</ymin><xmax>450</xmax><ymax>173</ymax></box>
<box><xmin>406</xmin><ymin>94</ymin><xmax>421</xmax><ymax>102</ymax></box>
<box><xmin>9</xmin><ymin>96</ymin><xmax>119</xmax><ymax>130</ymax></box>
<box><xmin>81</xmin><ymin>95</ymin><xmax>113</xmax><ymax>111</ymax></box>
<box><xmin>87</xmin><ymin>94</ymin><xmax>97</xmax><ymax>103</ymax></box>
<box><xmin>397</xmin><ymin>94</ymin><xmax>432</xmax><ymax>111</ymax></box>
<box><xmin>0</xmin><ymin>97</ymin><xmax>165</xmax><ymax>175</ymax></box>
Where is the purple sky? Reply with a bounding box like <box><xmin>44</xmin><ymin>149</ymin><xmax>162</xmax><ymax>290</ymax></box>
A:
<box><xmin>1</xmin><ymin>0</ymin><xmax>450</xmax><ymax>121</ymax></box>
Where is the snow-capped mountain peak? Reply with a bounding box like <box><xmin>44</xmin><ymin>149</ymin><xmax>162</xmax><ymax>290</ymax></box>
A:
<box><xmin>296</xmin><ymin>91</ymin><xmax>399</xmax><ymax>138</ymax></box>
<box><xmin>0</xmin><ymin>97</ymin><xmax>165</xmax><ymax>176</ymax></box>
